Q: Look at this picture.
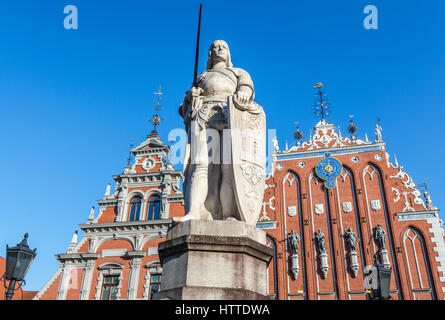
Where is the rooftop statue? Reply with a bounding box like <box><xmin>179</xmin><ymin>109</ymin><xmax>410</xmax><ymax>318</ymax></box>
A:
<box><xmin>175</xmin><ymin>40</ymin><xmax>266</xmax><ymax>225</ymax></box>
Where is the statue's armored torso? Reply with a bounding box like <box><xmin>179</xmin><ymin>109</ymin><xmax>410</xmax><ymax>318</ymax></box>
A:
<box><xmin>196</xmin><ymin>68</ymin><xmax>238</xmax><ymax>131</ymax></box>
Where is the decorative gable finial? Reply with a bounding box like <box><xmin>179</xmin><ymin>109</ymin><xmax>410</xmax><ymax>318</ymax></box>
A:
<box><xmin>104</xmin><ymin>184</ymin><xmax>111</xmax><ymax>198</ymax></box>
<box><xmin>87</xmin><ymin>206</ymin><xmax>95</xmax><ymax>224</ymax></box>
<box><xmin>347</xmin><ymin>115</ymin><xmax>358</xmax><ymax>142</ymax></box>
<box><xmin>293</xmin><ymin>121</ymin><xmax>303</xmax><ymax>147</ymax></box>
<box><xmin>394</xmin><ymin>153</ymin><xmax>399</xmax><ymax>168</ymax></box>
<box><xmin>67</xmin><ymin>230</ymin><xmax>78</xmax><ymax>253</ymax></box>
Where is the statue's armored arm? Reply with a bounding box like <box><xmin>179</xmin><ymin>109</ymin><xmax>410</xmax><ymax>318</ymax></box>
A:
<box><xmin>233</xmin><ymin>67</ymin><xmax>255</xmax><ymax>100</ymax></box>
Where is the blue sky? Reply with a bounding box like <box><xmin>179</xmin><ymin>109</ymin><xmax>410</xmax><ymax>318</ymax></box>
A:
<box><xmin>0</xmin><ymin>0</ymin><xmax>444</xmax><ymax>291</ymax></box>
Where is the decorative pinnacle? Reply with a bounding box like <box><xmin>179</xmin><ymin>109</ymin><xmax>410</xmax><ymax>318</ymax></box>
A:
<box><xmin>293</xmin><ymin>121</ymin><xmax>303</xmax><ymax>145</ymax></box>
<box><xmin>148</xmin><ymin>86</ymin><xmax>165</xmax><ymax>132</ymax></box>
<box><xmin>347</xmin><ymin>115</ymin><xmax>358</xmax><ymax>135</ymax></box>
<box><xmin>312</xmin><ymin>82</ymin><xmax>332</xmax><ymax>123</ymax></box>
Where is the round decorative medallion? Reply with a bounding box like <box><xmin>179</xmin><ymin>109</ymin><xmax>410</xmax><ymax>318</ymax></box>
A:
<box><xmin>351</xmin><ymin>156</ymin><xmax>359</xmax><ymax>163</ymax></box>
<box><xmin>142</xmin><ymin>157</ymin><xmax>155</xmax><ymax>171</ymax></box>
<box><xmin>315</xmin><ymin>152</ymin><xmax>343</xmax><ymax>189</ymax></box>
<box><xmin>375</xmin><ymin>154</ymin><xmax>383</xmax><ymax>161</ymax></box>
<box><xmin>299</xmin><ymin>161</ymin><xmax>306</xmax><ymax>168</ymax></box>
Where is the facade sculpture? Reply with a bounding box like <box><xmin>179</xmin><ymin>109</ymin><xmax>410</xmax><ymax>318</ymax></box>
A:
<box><xmin>375</xmin><ymin>123</ymin><xmax>383</xmax><ymax>142</ymax></box>
<box><xmin>375</xmin><ymin>224</ymin><xmax>387</xmax><ymax>250</ymax></box>
<box><xmin>288</xmin><ymin>230</ymin><xmax>300</xmax><ymax>255</ymax></box>
<box><xmin>315</xmin><ymin>229</ymin><xmax>326</xmax><ymax>254</ymax></box>
<box><xmin>176</xmin><ymin>40</ymin><xmax>266</xmax><ymax>225</ymax></box>
<box><xmin>344</xmin><ymin>227</ymin><xmax>359</xmax><ymax>252</ymax></box>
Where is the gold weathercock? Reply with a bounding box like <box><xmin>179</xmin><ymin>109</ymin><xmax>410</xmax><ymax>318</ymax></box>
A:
<box><xmin>312</xmin><ymin>82</ymin><xmax>331</xmax><ymax>123</ymax></box>
<box><xmin>148</xmin><ymin>86</ymin><xmax>165</xmax><ymax>132</ymax></box>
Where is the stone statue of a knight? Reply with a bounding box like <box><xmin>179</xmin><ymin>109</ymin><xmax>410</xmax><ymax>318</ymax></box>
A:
<box><xmin>176</xmin><ymin>40</ymin><xmax>266</xmax><ymax>225</ymax></box>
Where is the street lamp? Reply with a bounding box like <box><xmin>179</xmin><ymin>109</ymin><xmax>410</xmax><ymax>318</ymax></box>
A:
<box><xmin>2</xmin><ymin>233</ymin><xmax>37</xmax><ymax>300</ymax></box>
<box><xmin>366</xmin><ymin>254</ymin><xmax>392</xmax><ymax>300</ymax></box>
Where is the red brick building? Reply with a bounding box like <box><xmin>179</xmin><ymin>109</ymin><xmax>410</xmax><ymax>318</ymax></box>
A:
<box><xmin>33</xmin><ymin>119</ymin><xmax>444</xmax><ymax>301</ymax></box>
<box><xmin>260</xmin><ymin>119</ymin><xmax>445</xmax><ymax>300</ymax></box>
<box><xmin>33</xmin><ymin>130</ymin><xmax>184</xmax><ymax>300</ymax></box>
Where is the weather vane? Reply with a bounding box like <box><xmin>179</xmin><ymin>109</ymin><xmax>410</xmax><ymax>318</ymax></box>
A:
<box><xmin>148</xmin><ymin>85</ymin><xmax>165</xmax><ymax>132</ymax></box>
<box><xmin>312</xmin><ymin>82</ymin><xmax>332</xmax><ymax>123</ymax></box>
<box><xmin>416</xmin><ymin>178</ymin><xmax>428</xmax><ymax>190</ymax></box>
<box><xmin>293</xmin><ymin>121</ymin><xmax>303</xmax><ymax>146</ymax></box>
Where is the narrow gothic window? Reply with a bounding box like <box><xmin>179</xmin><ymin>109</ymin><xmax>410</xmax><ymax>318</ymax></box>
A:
<box><xmin>101</xmin><ymin>275</ymin><xmax>119</xmax><ymax>300</ymax></box>
<box><xmin>129</xmin><ymin>196</ymin><xmax>142</xmax><ymax>221</ymax></box>
<box><xmin>147</xmin><ymin>195</ymin><xmax>161</xmax><ymax>220</ymax></box>
<box><xmin>150</xmin><ymin>274</ymin><xmax>161</xmax><ymax>299</ymax></box>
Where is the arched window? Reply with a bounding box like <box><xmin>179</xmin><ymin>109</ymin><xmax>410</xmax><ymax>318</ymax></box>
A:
<box><xmin>147</xmin><ymin>195</ymin><xmax>161</xmax><ymax>220</ymax></box>
<box><xmin>403</xmin><ymin>227</ymin><xmax>436</xmax><ymax>299</ymax></box>
<box><xmin>129</xmin><ymin>196</ymin><xmax>142</xmax><ymax>221</ymax></box>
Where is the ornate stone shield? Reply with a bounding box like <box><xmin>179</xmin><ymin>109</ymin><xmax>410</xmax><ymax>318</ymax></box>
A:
<box><xmin>229</xmin><ymin>98</ymin><xmax>266</xmax><ymax>226</ymax></box>
<box><xmin>371</xmin><ymin>200</ymin><xmax>381</xmax><ymax>211</ymax></box>
<box><xmin>342</xmin><ymin>202</ymin><xmax>352</xmax><ymax>213</ymax></box>
<box><xmin>314</xmin><ymin>204</ymin><xmax>324</xmax><ymax>215</ymax></box>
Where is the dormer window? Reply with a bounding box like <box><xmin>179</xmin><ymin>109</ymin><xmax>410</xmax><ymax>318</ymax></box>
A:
<box><xmin>147</xmin><ymin>195</ymin><xmax>161</xmax><ymax>220</ymax></box>
<box><xmin>129</xmin><ymin>196</ymin><xmax>142</xmax><ymax>221</ymax></box>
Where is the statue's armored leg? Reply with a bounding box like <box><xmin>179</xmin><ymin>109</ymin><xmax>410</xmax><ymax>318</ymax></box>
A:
<box><xmin>220</xmin><ymin>164</ymin><xmax>236</xmax><ymax>221</ymax></box>
<box><xmin>178</xmin><ymin>125</ymin><xmax>209</xmax><ymax>221</ymax></box>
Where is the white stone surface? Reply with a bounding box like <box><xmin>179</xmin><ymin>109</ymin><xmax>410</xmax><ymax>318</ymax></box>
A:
<box><xmin>167</xmin><ymin>219</ymin><xmax>266</xmax><ymax>245</ymax></box>
<box><xmin>177</xmin><ymin>40</ymin><xmax>266</xmax><ymax>226</ymax></box>
<box><xmin>158</xmin><ymin>220</ymin><xmax>271</xmax><ymax>299</ymax></box>
<box><xmin>101</xmin><ymin>249</ymin><xmax>126</xmax><ymax>258</ymax></box>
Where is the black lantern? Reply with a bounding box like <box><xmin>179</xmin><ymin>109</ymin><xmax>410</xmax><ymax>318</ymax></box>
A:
<box><xmin>368</xmin><ymin>254</ymin><xmax>392</xmax><ymax>300</ymax></box>
<box><xmin>2</xmin><ymin>234</ymin><xmax>37</xmax><ymax>300</ymax></box>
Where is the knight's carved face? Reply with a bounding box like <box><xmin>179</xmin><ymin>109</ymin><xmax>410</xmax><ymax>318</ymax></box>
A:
<box><xmin>210</xmin><ymin>41</ymin><xmax>229</xmax><ymax>62</ymax></box>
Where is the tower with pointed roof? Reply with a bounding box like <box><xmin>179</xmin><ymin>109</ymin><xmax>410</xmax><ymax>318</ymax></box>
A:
<box><xmin>34</xmin><ymin>89</ymin><xmax>185</xmax><ymax>300</ymax></box>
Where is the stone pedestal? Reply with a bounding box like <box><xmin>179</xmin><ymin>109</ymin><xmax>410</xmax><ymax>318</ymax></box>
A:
<box><xmin>290</xmin><ymin>254</ymin><xmax>300</xmax><ymax>280</ymax></box>
<box><xmin>379</xmin><ymin>249</ymin><xmax>391</xmax><ymax>269</ymax></box>
<box><xmin>153</xmin><ymin>220</ymin><xmax>273</xmax><ymax>300</ymax></box>
<box><xmin>348</xmin><ymin>251</ymin><xmax>359</xmax><ymax>278</ymax></box>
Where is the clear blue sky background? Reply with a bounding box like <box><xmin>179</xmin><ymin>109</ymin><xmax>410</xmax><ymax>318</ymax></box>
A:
<box><xmin>0</xmin><ymin>0</ymin><xmax>444</xmax><ymax>291</ymax></box>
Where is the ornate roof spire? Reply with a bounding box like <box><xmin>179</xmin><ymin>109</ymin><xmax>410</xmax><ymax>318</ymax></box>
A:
<box><xmin>148</xmin><ymin>86</ymin><xmax>165</xmax><ymax>134</ymax></box>
<box><xmin>126</xmin><ymin>138</ymin><xmax>134</xmax><ymax>167</ymax></box>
